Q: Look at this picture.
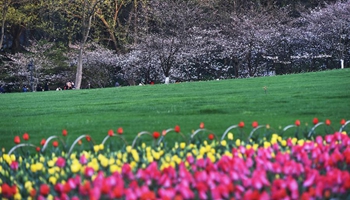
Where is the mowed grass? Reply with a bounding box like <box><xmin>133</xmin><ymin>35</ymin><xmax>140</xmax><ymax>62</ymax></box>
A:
<box><xmin>0</xmin><ymin>69</ymin><xmax>350</xmax><ymax>150</ymax></box>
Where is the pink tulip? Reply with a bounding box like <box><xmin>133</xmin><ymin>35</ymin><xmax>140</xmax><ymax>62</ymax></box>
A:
<box><xmin>10</xmin><ymin>161</ymin><xmax>18</xmax><ymax>171</ymax></box>
<box><xmin>89</xmin><ymin>187</ymin><xmax>101</xmax><ymax>200</ymax></box>
<box><xmin>303</xmin><ymin>169</ymin><xmax>318</xmax><ymax>187</ymax></box>
<box><xmin>79</xmin><ymin>154</ymin><xmax>88</xmax><ymax>165</ymax></box>
<box><xmin>56</xmin><ymin>157</ymin><xmax>66</xmax><ymax>168</ymax></box>
<box><xmin>158</xmin><ymin>188</ymin><xmax>176</xmax><ymax>200</ymax></box>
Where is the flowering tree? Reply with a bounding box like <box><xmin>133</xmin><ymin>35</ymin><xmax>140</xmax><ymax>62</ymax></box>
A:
<box><xmin>129</xmin><ymin>0</ymin><xmax>207</xmax><ymax>83</ymax></box>
<box><xmin>66</xmin><ymin>43</ymin><xmax>120</xmax><ymax>88</ymax></box>
<box><xmin>300</xmin><ymin>1</ymin><xmax>350</xmax><ymax>68</ymax></box>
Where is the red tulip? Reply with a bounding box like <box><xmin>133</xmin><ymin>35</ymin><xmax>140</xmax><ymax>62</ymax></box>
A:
<box><xmin>208</xmin><ymin>133</ymin><xmax>215</xmax><ymax>140</ymax></box>
<box><xmin>52</xmin><ymin>141</ymin><xmax>59</xmax><ymax>147</ymax></box>
<box><xmin>325</xmin><ymin>119</ymin><xmax>331</xmax><ymax>126</ymax></box>
<box><xmin>30</xmin><ymin>188</ymin><xmax>36</xmax><ymax>197</ymax></box>
<box><xmin>40</xmin><ymin>138</ymin><xmax>46</xmax><ymax>146</ymax></box>
<box><xmin>108</xmin><ymin>129</ymin><xmax>114</xmax><ymax>136</ymax></box>
<box><xmin>36</xmin><ymin>147</ymin><xmax>41</xmax><ymax>152</ymax></box>
<box><xmin>39</xmin><ymin>184</ymin><xmax>50</xmax><ymax>196</ymax></box>
<box><xmin>14</xmin><ymin>136</ymin><xmax>20</xmax><ymax>144</ymax></box>
<box><xmin>153</xmin><ymin>132</ymin><xmax>160</xmax><ymax>139</ymax></box>
<box><xmin>252</xmin><ymin>121</ymin><xmax>258</xmax><ymax>128</ymax></box>
<box><xmin>86</xmin><ymin>135</ymin><xmax>91</xmax><ymax>142</ymax></box>
<box><xmin>340</xmin><ymin>119</ymin><xmax>346</xmax><ymax>125</ymax></box>
<box><xmin>199</xmin><ymin>122</ymin><xmax>205</xmax><ymax>129</ymax></box>
<box><xmin>295</xmin><ymin>120</ymin><xmax>300</xmax><ymax>127</ymax></box>
<box><xmin>313</xmin><ymin>118</ymin><xmax>319</xmax><ymax>125</ymax></box>
<box><xmin>23</xmin><ymin>133</ymin><xmax>29</xmax><ymax>140</ymax></box>
<box><xmin>1</xmin><ymin>183</ymin><xmax>15</xmax><ymax>198</ymax></box>
<box><xmin>174</xmin><ymin>125</ymin><xmax>180</xmax><ymax>133</ymax></box>
<box><xmin>62</xmin><ymin>129</ymin><xmax>68</xmax><ymax>136</ymax></box>
<box><xmin>117</xmin><ymin>127</ymin><xmax>123</xmax><ymax>135</ymax></box>
<box><xmin>140</xmin><ymin>191</ymin><xmax>156</xmax><ymax>200</ymax></box>
<box><xmin>238</xmin><ymin>121</ymin><xmax>245</xmax><ymax>128</ymax></box>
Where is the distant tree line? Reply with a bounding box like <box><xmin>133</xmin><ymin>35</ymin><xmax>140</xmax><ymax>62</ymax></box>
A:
<box><xmin>0</xmin><ymin>0</ymin><xmax>349</xmax><ymax>91</ymax></box>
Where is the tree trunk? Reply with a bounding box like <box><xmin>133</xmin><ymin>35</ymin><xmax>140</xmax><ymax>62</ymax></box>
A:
<box><xmin>75</xmin><ymin>46</ymin><xmax>83</xmax><ymax>89</ymax></box>
<box><xmin>0</xmin><ymin>0</ymin><xmax>9</xmax><ymax>50</ymax></box>
<box><xmin>75</xmin><ymin>13</ymin><xmax>94</xmax><ymax>89</ymax></box>
<box><xmin>10</xmin><ymin>24</ymin><xmax>23</xmax><ymax>54</ymax></box>
<box><xmin>0</xmin><ymin>18</ymin><xmax>5</xmax><ymax>50</ymax></box>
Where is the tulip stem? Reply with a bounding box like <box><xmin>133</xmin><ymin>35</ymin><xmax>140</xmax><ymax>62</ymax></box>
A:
<box><xmin>67</xmin><ymin>134</ymin><xmax>95</xmax><ymax>156</ymax></box>
<box><xmin>41</xmin><ymin>136</ymin><xmax>67</xmax><ymax>153</ymax></box>
<box><xmin>8</xmin><ymin>143</ymin><xmax>37</xmax><ymax>155</ymax></box>
<box><xmin>131</xmin><ymin>131</ymin><xmax>152</xmax><ymax>148</ymax></box>
<box><xmin>101</xmin><ymin>134</ymin><xmax>128</xmax><ymax>147</ymax></box>
<box><xmin>339</xmin><ymin>120</ymin><xmax>350</xmax><ymax>132</ymax></box>
<box><xmin>220</xmin><ymin>125</ymin><xmax>238</xmax><ymax>141</ymax></box>
<box><xmin>247</xmin><ymin>125</ymin><xmax>265</xmax><ymax>142</ymax></box>
<box><xmin>158</xmin><ymin>128</ymin><xmax>187</xmax><ymax>145</ymax></box>
<box><xmin>307</xmin><ymin>122</ymin><xmax>325</xmax><ymax>138</ymax></box>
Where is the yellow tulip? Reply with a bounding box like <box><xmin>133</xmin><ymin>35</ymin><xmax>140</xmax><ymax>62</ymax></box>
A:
<box><xmin>196</xmin><ymin>154</ymin><xmax>203</xmax><ymax>160</ymax></box>
<box><xmin>131</xmin><ymin>149</ymin><xmax>140</xmax><ymax>162</ymax></box>
<box><xmin>93</xmin><ymin>145</ymin><xmax>100</xmax><ymax>152</ymax></box>
<box><xmin>180</xmin><ymin>142</ymin><xmax>186</xmax><ymax>149</ymax></box>
<box><xmin>47</xmin><ymin>160</ymin><xmax>55</xmax><ymax>168</ymax></box>
<box><xmin>49</xmin><ymin>176</ymin><xmax>57</xmax><ymax>185</ymax></box>
<box><xmin>126</xmin><ymin>146</ymin><xmax>132</xmax><ymax>153</ymax></box>
<box><xmin>14</xmin><ymin>193</ymin><xmax>21</xmax><ymax>200</ymax></box>
<box><xmin>109</xmin><ymin>158</ymin><xmax>115</xmax><ymax>165</ymax></box>
<box><xmin>235</xmin><ymin>139</ymin><xmax>241</xmax><ymax>146</ymax></box>
<box><xmin>24</xmin><ymin>181</ymin><xmax>32</xmax><ymax>190</ymax></box>
<box><xmin>264</xmin><ymin>141</ymin><xmax>271</xmax><ymax>148</ymax></box>
<box><xmin>48</xmin><ymin>168</ymin><xmax>56</xmax><ymax>175</ymax></box>
<box><xmin>110</xmin><ymin>165</ymin><xmax>121</xmax><ymax>173</ymax></box>
<box><xmin>281</xmin><ymin>140</ymin><xmax>287</xmax><ymax>147</ymax></box>
<box><xmin>3</xmin><ymin>154</ymin><xmax>11</xmax><ymax>164</ymax></box>
<box><xmin>153</xmin><ymin>152</ymin><xmax>160</xmax><ymax>160</ymax></box>
<box><xmin>220</xmin><ymin>140</ymin><xmax>227</xmax><ymax>146</ymax></box>
<box><xmin>100</xmin><ymin>158</ymin><xmax>109</xmax><ymax>168</ymax></box>
<box><xmin>165</xmin><ymin>154</ymin><xmax>171</xmax><ymax>163</ymax></box>
<box><xmin>297</xmin><ymin>139</ymin><xmax>304</xmax><ymax>146</ymax></box>
<box><xmin>147</xmin><ymin>155</ymin><xmax>154</xmax><ymax>163</ymax></box>
<box><xmin>130</xmin><ymin>161</ymin><xmax>137</xmax><ymax>170</ymax></box>
<box><xmin>30</xmin><ymin>164</ymin><xmax>37</xmax><ymax>173</ymax></box>
<box><xmin>227</xmin><ymin>132</ymin><xmax>234</xmax><ymax>140</ymax></box>
<box><xmin>207</xmin><ymin>153</ymin><xmax>216</xmax><ymax>163</ymax></box>
<box><xmin>116</xmin><ymin>159</ymin><xmax>122</xmax><ymax>166</ymax></box>
<box><xmin>71</xmin><ymin>162</ymin><xmax>82</xmax><ymax>173</ymax></box>
<box><xmin>70</xmin><ymin>153</ymin><xmax>77</xmax><ymax>160</ymax></box>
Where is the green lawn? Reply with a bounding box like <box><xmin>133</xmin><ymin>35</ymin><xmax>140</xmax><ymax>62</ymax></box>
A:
<box><xmin>1</xmin><ymin>69</ymin><xmax>350</xmax><ymax>150</ymax></box>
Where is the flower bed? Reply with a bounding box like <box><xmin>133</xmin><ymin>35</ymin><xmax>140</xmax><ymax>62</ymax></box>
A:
<box><xmin>1</xmin><ymin>119</ymin><xmax>350</xmax><ymax>199</ymax></box>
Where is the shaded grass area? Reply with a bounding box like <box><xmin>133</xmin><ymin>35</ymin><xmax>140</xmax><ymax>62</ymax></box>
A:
<box><xmin>0</xmin><ymin>69</ymin><xmax>350</xmax><ymax>150</ymax></box>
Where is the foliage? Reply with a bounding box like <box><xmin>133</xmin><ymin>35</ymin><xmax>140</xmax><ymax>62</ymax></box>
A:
<box><xmin>1</xmin><ymin>0</ymin><xmax>350</xmax><ymax>86</ymax></box>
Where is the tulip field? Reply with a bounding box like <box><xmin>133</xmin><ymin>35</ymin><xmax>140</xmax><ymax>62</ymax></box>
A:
<box><xmin>1</xmin><ymin>69</ymin><xmax>350</xmax><ymax>199</ymax></box>
<box><xmin>1</xmin><ymin>119</ymin><xmax>350</xmax><ymax>199</ymax></box>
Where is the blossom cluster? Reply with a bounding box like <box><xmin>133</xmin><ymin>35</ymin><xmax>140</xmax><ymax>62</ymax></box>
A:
<box><xmin>0</xmin><ymin>119</ymin><xmax>350</xmax><ymax>199</ymax></box>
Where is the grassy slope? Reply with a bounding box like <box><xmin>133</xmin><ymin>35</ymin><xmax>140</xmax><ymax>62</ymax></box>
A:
<box><xmin>0</xmin><ymin>69</ymin><xmax>350</xmax><ymax>150</ymax></box>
